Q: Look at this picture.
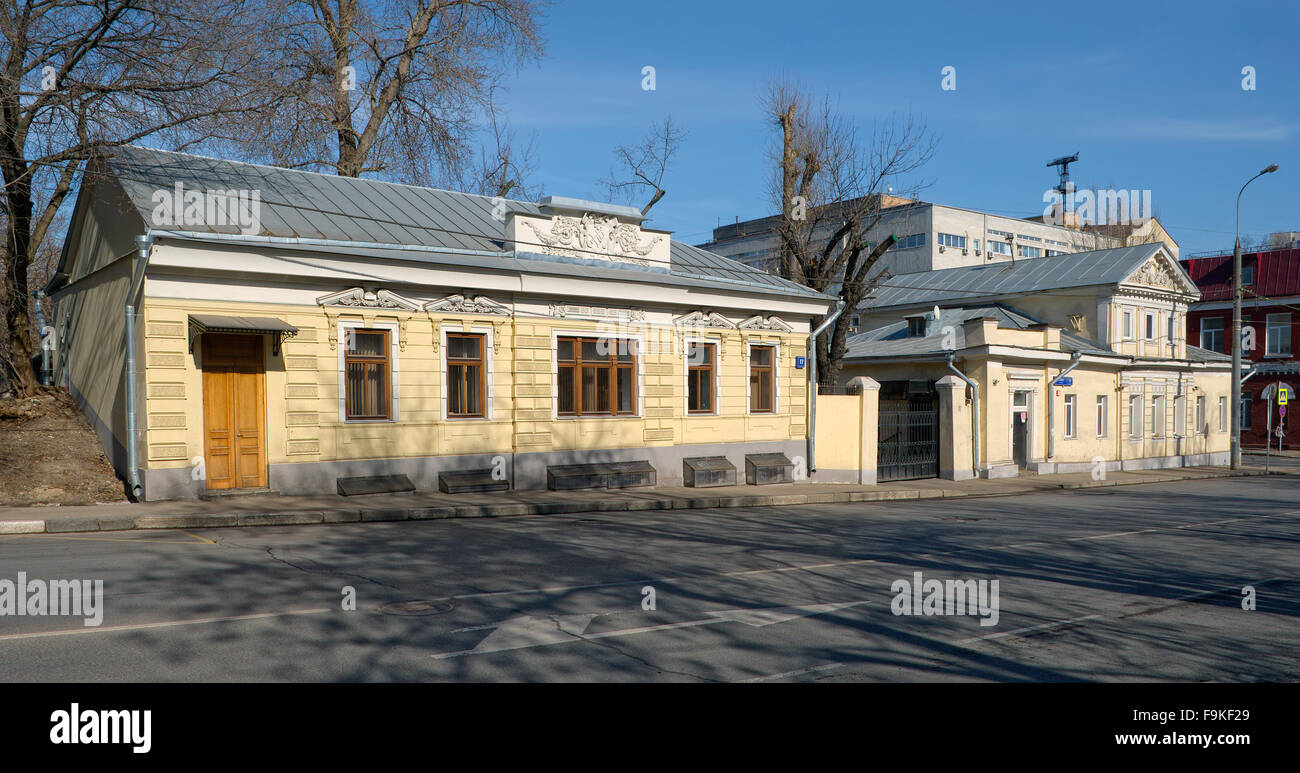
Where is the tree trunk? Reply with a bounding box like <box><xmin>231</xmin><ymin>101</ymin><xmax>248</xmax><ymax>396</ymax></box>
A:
<box><xmin>2</xmin><ymin>156</ymin><xmax>38</xmax><ymax>396</ymax></box>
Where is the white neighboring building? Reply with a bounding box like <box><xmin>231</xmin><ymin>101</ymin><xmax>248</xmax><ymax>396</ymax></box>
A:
<box><xmin>700</xmin><ymin>198</ymin><xmax>1146</xmax><ymax>277</ymax></box>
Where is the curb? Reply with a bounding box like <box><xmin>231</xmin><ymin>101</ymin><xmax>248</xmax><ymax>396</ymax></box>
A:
<box><xmin>0</xmin><ymin>469</ymin><xmax>1271</xmax><ymax>536</ymax></box>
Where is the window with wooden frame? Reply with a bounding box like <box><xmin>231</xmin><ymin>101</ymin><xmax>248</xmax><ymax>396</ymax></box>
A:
<box><xmin>447</xmin><ymin>332</ymin><xmax>486</xmax><ymax>418</ymax></box>
<box><xmin>344</xmin><ymin>328</ymin><xmax>390</xmax><ymax>420</ymax></box>
<box><xmin>557</xmin><ymin>336</ymin><xmax>636</xmax><ymax>416</ymax></box>
<box><xmin>687</xmin><ymin>342</ymin><xmax>715</xmax><ymax>413</ymax></box>
<box><xmin>749</xmin><ymin>345</ymin><xmax>775</xmax><ymax>413</ymax></box>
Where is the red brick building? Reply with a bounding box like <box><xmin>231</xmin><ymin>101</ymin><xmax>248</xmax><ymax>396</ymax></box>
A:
<box><xmin>1182</xmin><ymin>246</ymin><xmax>1300</xmax><ymax>449</ymax></box>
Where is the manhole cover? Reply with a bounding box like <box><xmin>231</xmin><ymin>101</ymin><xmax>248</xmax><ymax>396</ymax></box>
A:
<box><xmin>378</xmin><ymin>599</ymin><xmax>455</xmax><ymax>616</ymax></box>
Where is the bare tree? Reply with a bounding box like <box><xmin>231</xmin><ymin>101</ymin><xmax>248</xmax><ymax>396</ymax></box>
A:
<box><xmin>217</xmin><ymin>0</ymin><xmax>544</xmax><ymax>186</ymax></box>
<box><xmin>0</xmin><ymin>0</ymin><xmax>263</xmax><ymax>396</ymax></box>
<box><xmin>602</xmin><ymin>115</ymin><xmax>684</xmax><ymax>216</ymax></box>
<box><xmin>468</xmin><ymin>90</ymin><xmax>539</xmax><ymax>199</ymax></box>
<box><xmin>764</xmin><ymin>79</ymin><xmax>937</xmax><ymax>385</ymax></box>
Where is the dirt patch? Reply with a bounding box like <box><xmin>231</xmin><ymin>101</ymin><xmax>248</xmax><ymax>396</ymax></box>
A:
<box><xmin>0</xmin><ymin>390</ymin><xmax>127</xmax><ymax>506</ymax></box>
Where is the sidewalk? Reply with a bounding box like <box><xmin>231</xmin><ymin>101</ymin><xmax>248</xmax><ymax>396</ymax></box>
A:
<box><xmin>0</xmin><ymin>465</ymin><xmax>1281</xmax><ymax>536</ymax></box>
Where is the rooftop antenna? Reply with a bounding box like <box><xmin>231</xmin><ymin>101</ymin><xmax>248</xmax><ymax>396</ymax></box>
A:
<box><xmin>1046</xmin><ymin>153</ymin><xmax>1079</xmax><ymax>224</ymax></box>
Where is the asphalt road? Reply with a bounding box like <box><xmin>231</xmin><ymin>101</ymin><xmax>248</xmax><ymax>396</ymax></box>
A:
<box><xmin>1</xmin><ymin>475</ymin><xmax>1297</xmax><ymax>682</ymax></box>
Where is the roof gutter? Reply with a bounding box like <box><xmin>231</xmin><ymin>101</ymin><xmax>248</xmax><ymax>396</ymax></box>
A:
<box><xmin>31</xmin><ymin>290</ymin><xmax>52</xmax><ymax>386</ymax></box>
<box><xmin>1047</xmin><ymin>350</ymin><xmax>1084</xmax><ymax>460</ymax></box>
<box><xmin>807</xmin><ymin>300</ymin><xmax>845</xmax><ymax>474</ymax></box>
<box><xmin>946</xmin><ymin>353</ymin><xmax>981</xmax><ymax>479</ymax></box>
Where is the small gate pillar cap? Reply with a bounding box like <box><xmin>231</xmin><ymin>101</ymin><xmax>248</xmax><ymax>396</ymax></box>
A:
<box><xmin>846</xmin><ymin>376</ymin><xmax>880</xmax><ymax>390</ymax></box>
<box><xmin>935</xmin><ymin>374</ymin><xmax>967</xmax><ymax>389</ymax></box>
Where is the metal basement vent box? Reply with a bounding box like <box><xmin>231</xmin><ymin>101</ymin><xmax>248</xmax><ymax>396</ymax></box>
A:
<box><xmin>604</xmin><ymin>460</ymin><xmax>656</xmax><ymax>489</ymax></box>
<box><xmin>546</xmin><ymin>461</ymin><xmax>657</xmax><ymax>490</ymax></box>
<box><xmin>337</xmin><ymin>474</ymin><xmax>416</xmax><ymax>496</ymax></box>
<box><xmin>745</xmin><ymin>453</ymin><xmax>794</xmax><ymax>485</ymax></box>
<box><xmin>683</xmin><ymin>456</ymin><xmax>737</xmax><ymax>487</ymax></box>
<box><xmin>438</xmin><ymin>468</ymin><xmax>510</xmax><ymax>494</ymax></box>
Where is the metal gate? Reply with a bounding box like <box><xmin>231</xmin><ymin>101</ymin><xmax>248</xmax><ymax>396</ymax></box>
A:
<box><xmin>877</xmin><ymin>384</ymin><xmax>939</xmax><ymax>482</ymax></box>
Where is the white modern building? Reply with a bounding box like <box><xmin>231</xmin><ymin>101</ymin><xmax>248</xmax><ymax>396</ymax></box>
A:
<box><xmin>699</xmin><ymin>198</ymin><xmax>1176</xmax><ymax>278</ymax></box>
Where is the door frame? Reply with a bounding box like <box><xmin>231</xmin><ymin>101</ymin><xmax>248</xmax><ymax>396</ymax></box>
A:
<box><xmin>1009</xmin><ymin>386</ymin><xmax>1036</xmax><ymax>469</ymax></box>
<box><xmin>200</xmin><ymin>333</ymin><xmax>268</xmax><ymax>491</ymax></box>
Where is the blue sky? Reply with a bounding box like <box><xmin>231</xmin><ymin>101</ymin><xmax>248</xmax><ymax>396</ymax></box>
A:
<box><xmin>496</xmin><ymin>0</ymin><xmax>1298</xmax><ymax>254</ymax></box>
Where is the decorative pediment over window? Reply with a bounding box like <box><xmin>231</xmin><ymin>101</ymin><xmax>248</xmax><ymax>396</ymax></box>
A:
<box><xmin>316</xmin><ymin>287</ymin><xmax>422</xmax><ymax>311</ymax></box>
<box><xmin>424</xmin><ymin>294</ymin><xmax>510</xmax><ymax>315</ymax></box>
<box><xmin>673</xmin><ymin>310</ymin><xmax>736</xmax><ymax>329</ymax></box>
<box><xmin>738</xmin><ymin>314</ymin><xmax>794</xmax><ymax>332</ymax></box>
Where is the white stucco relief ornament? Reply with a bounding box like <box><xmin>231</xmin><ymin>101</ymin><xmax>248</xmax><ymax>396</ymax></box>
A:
<box><xmin>1131</xmin><ymin>258</ymin><xmax>1181</xmax><ymax>291</ymax></box>
<box><xmin>424</xmin><ymin>294</ymin><xmax>510</xmax><ymax>316</ymax></box>
<box><xmin>524</xmin><ymin>213</ymin><xmax>662</xmax><ymax>262</ymax></box>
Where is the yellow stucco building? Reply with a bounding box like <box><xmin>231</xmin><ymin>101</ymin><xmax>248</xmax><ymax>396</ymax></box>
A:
<box><xmin>47</xmin><ymin>147</ymin><xmax>834</xmax><ymax>500</ymax></box>
<box><xmin>820</xmin><ymin>243</ymin><xmax>1232</xmax><ymax>483</ymax></box>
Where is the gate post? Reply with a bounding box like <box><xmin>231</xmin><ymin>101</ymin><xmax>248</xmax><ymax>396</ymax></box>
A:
<box><xmin>936</xmin><ymin>374</ymin><xmax>975</xmax><ymax>480</ymax></box>
<box><xmin>848</xmin><ymin>376</ymin><xmax>880</xmax><ymax>484</ymax></box>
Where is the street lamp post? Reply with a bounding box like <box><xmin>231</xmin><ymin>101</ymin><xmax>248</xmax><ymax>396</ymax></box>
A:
<box><xmin>1232</xmin><ymin>163</ymin><xmax>1279</xmax><ymax>469</ymax></box>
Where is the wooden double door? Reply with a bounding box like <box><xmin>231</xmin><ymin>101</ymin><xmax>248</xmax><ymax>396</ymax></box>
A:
<box><xmin>201</xmin><ymin>334</ymin><xmax>267</xmax><ymax>490</ymax></box>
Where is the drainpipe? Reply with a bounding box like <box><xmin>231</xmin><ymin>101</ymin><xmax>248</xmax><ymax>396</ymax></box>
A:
<box><xmin>31</xmin><ymin>290</ymin><xmax>51</xmax><ymax>386</ymax></box>
<box><xmin>1047</xmin><ymin>350</ymin><xmax>1084</xmax><ymax>460</ymax></box>
<box><xmin>946</xmin><ymin>353</ymin><xmax>981</xmax><ymax>478</ymax></box>
<box><xmin>807</xmin><ymin>300</ymin><xmax>845</xmax><ymax>473</ymax></box>
<box><xmin>124</xmin><ymin>234</ymin><xmax>153</xmax><ymax>500</ymax></box>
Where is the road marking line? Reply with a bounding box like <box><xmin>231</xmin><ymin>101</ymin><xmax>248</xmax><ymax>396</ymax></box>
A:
<box><xmin>434</xmin><ymin>601</ymin><xmax>872</xmax><ymax>660</ymax></box>
<box><xmin>433</xmin><ymin>618</ymin><xmax>719</xmax><ymax>660</ymax></box>
<box><xmin>1115</xmin><ymin>577</ymin><xmax>1286</xmax><ymax>619</ymax></box>
<box><xmin>178</xmin><ymin>530</ymin><xmax>218</xmax><ymax>544</ymax></box>
<box><xmin>959</xmin><ymin>615</ymin><xmax>1103</xmax><ymax>644</ymax></box>
<box><xmin>0</xmin><ymin>608</ymin><xmax>331</xmax><ymax>641</ymax></box>
<box><xmin>1071</xmin><ymin>530</ymin><xmax>1147</xmax><ymax>540</ymax></box>
<box><xmin>739</xmin><ymin>662</ymin><xmax>845</xmax><ymax>683</ymax></box>
<box><xmin>958</xmin><ymin>577</ymin><xmax>1287</xmax><ymax>646</ymax></box>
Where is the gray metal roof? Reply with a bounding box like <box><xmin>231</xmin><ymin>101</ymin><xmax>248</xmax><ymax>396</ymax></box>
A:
<box><xmin>157</xmin><ymin>231</ymin><xmax>837</xmax><ymax>302</ymax></box>
<box><xmin>1184</xmin><ymin>344</ymin><xmax>1231</xmax><ymax>363</ymax></box>
<box><xmin>844</xmin><ymin>304</ymin><xmax>1112</xmax><ymax>360</ymax></box>
<box><xmin>103</xmin><ymin>145</ymin><xmax>829</xmax><ymax>301</ymax></box>
<box><xmin>866</xmin><ymin>243</ymin><xmax>1172</xmax><ymax>309</ymax></box>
